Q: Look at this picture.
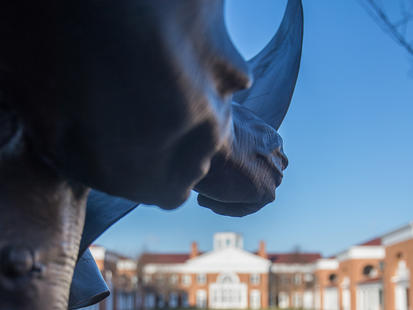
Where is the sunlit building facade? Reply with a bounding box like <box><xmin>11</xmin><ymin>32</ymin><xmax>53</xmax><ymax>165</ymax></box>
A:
<box><xmin>140</xmin><ymin>233</ymin><xmax>272</xmax><ymax>310</ymax></box>
<box><xmin>87</xmin><ymin>223</ymin><xmax>413</xmax><ymax>310</ymax></box>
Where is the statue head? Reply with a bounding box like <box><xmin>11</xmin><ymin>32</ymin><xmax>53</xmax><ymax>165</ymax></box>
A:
<box><xmin>0</xmin><ymin>0</ymin><xmax>303</xmax><ymax>308</ymax></box>
<box><xmin>0</xmin><ymin>0</ymin><xmax>251</xmax><ymax>209</ymax></box>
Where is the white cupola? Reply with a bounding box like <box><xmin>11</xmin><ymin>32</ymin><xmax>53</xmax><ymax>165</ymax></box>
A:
<box><xmin>213</xmin><ymin>232</ymin><xmax>243</xmax><ymax>251</ymax></box>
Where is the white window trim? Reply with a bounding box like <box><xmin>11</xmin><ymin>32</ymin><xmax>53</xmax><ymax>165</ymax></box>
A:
<box><xmin>197</xmin><ymin>273</ymin><xmax>207</xmax><ymax>285</ymax></box>
<box><xmin>250</xmin><ymin>273</ymin><xmax>261</xmax><ymax>285</ymax></box>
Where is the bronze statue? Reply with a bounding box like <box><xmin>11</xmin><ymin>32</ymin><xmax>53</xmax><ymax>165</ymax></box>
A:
<box><xmin>0</xmin><ymin>0</ymin><xmax>303</xmax><ymax>308</ymax></box>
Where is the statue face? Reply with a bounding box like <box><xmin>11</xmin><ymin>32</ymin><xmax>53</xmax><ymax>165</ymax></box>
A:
<box><xmin>4</xmin><ymin>0</ymin><xmax>251</xmax><ymax>208</ymax></box>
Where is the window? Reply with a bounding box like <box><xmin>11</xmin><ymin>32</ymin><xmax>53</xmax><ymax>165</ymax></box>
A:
<box><xmin>293</xmin><ymin>292</ymin><xmax>303</xmax><ymax>308</ymax></box>
<box><xmin>143</xmin><ymin>274</ymin><xmax>151</xmax><ymax>284</ymax></box>
<box><xmin>250</xmin><ymin>273</ymin><xmax>260</xmax><ymax>285</ymax></box>
<box><xmin>135</xmin><ymin>294</ymin><xmax>143</xmax><ymax>309</ymax></box>
<box><xmin>250</xmin><ymin>290</ymin><xmax>261</xmax><ymax>309</ymax></box>
<box><xmin>221</xmin><ymin>275</ymin><xmax>234</xmax><ymax>284</ymax></box>
<box><xmin>155</xmin><ymin>274</ymin><xmax>164</xmax><ymax>284</ymax></box>
<box><xmin>303</xmin><ymin>291</ymin><xmax>314</xmax><ymax>309</ymax></box>
<box><xmin>328</xmin><ymin>273</ymin><xmax>337</xmax><ymax>284</ymax></box>
<box><xmin>182</xmin><ymin>274</ymin><xmax>192</xmax><ymax>286</ymax></box>
<box><xmin>210</xmin><ymin>274</ymin><xmax>247</xmax><ymax>309</ymax></box>
<box><xmin>278</xmin><ymin>292</ymin><xmax>290</xmax><ymax>309</ymax></box>
<box><xmin>145</xmin><ymin>293</ymin><xmax>155</xmax><ymax>309</ymax></box>
<box><xmin>170</xmin><ymin>274</ymin><xmax>178</xmax><ymax>285</ymax></box>
<box><xmin>324</xmin><ymin>287</ymin><xmax>339</xmax><ymax>310</ymax></box>
<box><xmin>304</xmin><ymin>273</ymin><xmax>314</xmax><ymax>282</ymax></box>
<box><xmin>169</xmin><ymin>292</ymin><xmax>178</xmax><ymax>308</ymax></box>
<box><xmin>197</xmin><ymin>273</ymin><xmax>207</xmax><ymax>285</ymax></box>
<box><xmin>379</xmin><ymin>289</ymin><xmax>383</xmax><ymax>306</ymax></box>
<box><xmin>342</xmin><ymin>288</ymin><xmax>350</xmax><ymax>310</ymax></box>
<box><xmin>105</xmin><ymin>270</ymin><xmax>113</xmax><ymax>282</ymax></box>
<box><xmin>294</xmin><ymin>274</ymin><xmax>302</xmax><ymax>285</ymax></box>
<box><xmin>279</xmin><ymin>275</ymin><xmax>289</xmax><ymax>285</ymax></box>
<box><xmin>362</xmin><ymin>265</ymin><xmax>378</xmax><ymax>278</ymax></box>
<box><xmin>181</xmin><ymin>292</ymin><xmax>189</xmax><ymax>308</ymax></box>
<box><xmin>157</xmin><ymin>294</ymin><xmax>165</xmax><ymax>308</ymax></box>
<box><xmin>196</xmin><ymin>290</ymin><xmax>207</xmax><ymax>308</ymax></box>
<box><xmin>117</xmin><ymin>292</ymin><xmax>134</xmax><ymax>310</ymax></box>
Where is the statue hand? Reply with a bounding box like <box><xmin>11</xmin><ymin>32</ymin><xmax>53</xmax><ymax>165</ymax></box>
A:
<box><xmin>194</xmin><ymin>102</ymin><xmax>287</xmax><ymax>217</ymax></box>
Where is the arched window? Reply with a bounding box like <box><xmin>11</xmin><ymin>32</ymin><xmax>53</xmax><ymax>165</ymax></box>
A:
<box><xmin>362</xmin><ymin>265</ymin><xmax>378</xmax><ymax>278</ymax></box>
<box><xmin>328</xmin><ymin>273</ymin><xmax>337</xmax><ymax>284</ymax></box>
<box><xmin>210</xmin><ymin>273</ymin><xmax>247</xmax><ymax>308</ymax></box>
<box><xmin>217</xmin><ymin>273</ymin><xmax>240</xmax><ymax>284</ymax></box>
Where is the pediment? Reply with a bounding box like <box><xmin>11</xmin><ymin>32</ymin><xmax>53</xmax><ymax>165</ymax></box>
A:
<box><xmin>181</xmin><ymin>248</ymin><xmax>271</xmax><ymax>273</ymax></box>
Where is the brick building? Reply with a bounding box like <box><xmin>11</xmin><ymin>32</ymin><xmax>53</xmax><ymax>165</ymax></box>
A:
<box><xmin>313</xmin><ymin>241</ymin><xmax>385</xmax><ymax>310</ymax></box>
<box><xmin>268</xmin><ymin>252</ymin><xmax>321</xmax><ymax>308</ymax></box>
<box><xmin>87</xmin><ymin>245</ymin><xmax>138</xmax><ymax>310</ymax></box>
<box><xmin>86</xmin><ymin>223</ymin><xmax>413</xmax><ymax>310</ymax></box>
<box><xmin>140</xmin><ymin>233</ymin><xmax>272</xmax><ymax>309</ymax></box>
<box><xmin>382</xmin><ymin>223</ymin><xmax>413</xmax><ymax>310</ymax></box>
<box><xmin>311</xmin><ymin>223</ymin><xmax>413</xmax><ymax>310</ymax></box>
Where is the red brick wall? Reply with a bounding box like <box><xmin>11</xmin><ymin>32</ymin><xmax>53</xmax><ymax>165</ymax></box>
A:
<box><xmin>338</xmin><ymin>258</ymin><xmax>383</xmax><ymax>310</ymax></box>
<box><xmin>384</xmin><ymin>239</ymin><xmax>413</xmax><ymax>310</ymax></box>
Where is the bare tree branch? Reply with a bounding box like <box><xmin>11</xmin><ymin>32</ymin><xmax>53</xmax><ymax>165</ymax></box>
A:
<box><xmin>358</xmin><ymin>0</ymin><xmax>413</xmax><ymax>56</ymax></box>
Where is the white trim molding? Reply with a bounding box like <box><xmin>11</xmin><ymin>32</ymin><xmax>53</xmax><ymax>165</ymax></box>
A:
<box><xmin>315</xmin><ymin>259</ymin><xmax>339</xmax><ymax>270</ymax></box>
<box><xmin>336</xmin><ymin>246</ymin><xmax>385</xmax><ymax>262</ymax></box>
<box><xmin>382</xmin><ymin>223</ymin><xmax>413</xmax><ymax>247</ymax></box>
<box><xmin>143</xmin><ymin>263</ymin><xmax>186</xmax><ymax>274</ymax></box>
<box><xmin>144</xmin><ymin>248</ymin><xmax>271</xmax><ymax>274</ymax></box>
<box><xmin>90</xmin><ymin>246</ymin><xmax>106</xmax><ymax>261</ymax></box>
<box><xmin>182</xmin><ymin>248</ymin><xmax>271</xmax><ymax>274</ymax></box>
<box><xmin>392</xmin><ymin>260</ymin><xmax>410</xmax><ymax>284</ymax></box>
<box><xmin>271</xmin><ymin>263</ymin><xmax>314</xmax><ymax>273</ymax></box>
<box><xmin>117</xmin><ymin>259</ymin><xmax>137</xmax><ymax>271</ymax></box>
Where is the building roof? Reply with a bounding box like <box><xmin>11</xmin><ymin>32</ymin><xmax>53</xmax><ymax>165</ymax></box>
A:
<box><xmin>359</xmin><ymin>237</ymin><xmax>382</xmax><ymax>246</ymax></box>
<box><xmin>139</xmin><ymin>253</ymin><xmax>191</xmax><ymax>264</ymax></box>
<box><xmin>140</xmin><ymin>251</ymin><xmax>322</xmax><ymax>265</ymax></box>
<box><xmin>90</xmin><ymin>244</ymin><xmax>135</xmax><ymax>262</ymax></box>
<box><xmin>268</xmin><ymin>253</ymin><xmax>322</xmax><ymax>264</ymax></box>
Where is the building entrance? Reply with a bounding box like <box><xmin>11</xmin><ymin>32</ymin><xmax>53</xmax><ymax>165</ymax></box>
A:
<box><xmin>209</xmin><ymin>273</ymin><xmax>247</xmax><ymax>309</ymax></box>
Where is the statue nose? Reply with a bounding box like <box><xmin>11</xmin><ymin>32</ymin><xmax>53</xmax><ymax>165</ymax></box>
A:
<box><xmin>0</xmin><ymin>246</ymin><xmax>34</xmax><ymax>278</ymax></box>
<box><xmin>213</xmin><ymin>60</ymin><xmax>253</xmax><ymax>97</ymax></box>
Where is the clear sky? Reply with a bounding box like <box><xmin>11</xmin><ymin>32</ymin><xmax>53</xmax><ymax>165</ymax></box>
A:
<box><xmin>96</xmin><ymin>0</ymin><xmax>413</xmax><ymax>258</ymax></box>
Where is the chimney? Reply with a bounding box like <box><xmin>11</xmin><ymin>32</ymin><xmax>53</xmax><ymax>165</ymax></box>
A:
<box><xmin>190</xmin><ymin>242</ymin><xmax>198</xmax><ymax>258</ymax></box>
<box><xmin>258</xmin><ymin>241</ymin><xmax>267</xmax><ymax>259</ymax></box>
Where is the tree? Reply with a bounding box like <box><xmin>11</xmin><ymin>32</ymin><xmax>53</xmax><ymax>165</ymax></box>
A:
<box><xmin>358</xmin><ymin>0</ymin><xmax>413</xmax><ymax>56</ymax></box>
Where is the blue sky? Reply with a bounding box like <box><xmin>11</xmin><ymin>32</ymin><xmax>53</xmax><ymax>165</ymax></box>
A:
<box><xmin>96</xmin><ymin>0</ymin><xmax>413</xmax><ymax>258</ymax></box>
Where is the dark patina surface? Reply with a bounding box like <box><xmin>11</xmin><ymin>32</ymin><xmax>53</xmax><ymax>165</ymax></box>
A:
<box><xmin>0</xmin><ymin>0</ymin><xmax>303</xmax><ymax>308</ymax></box>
